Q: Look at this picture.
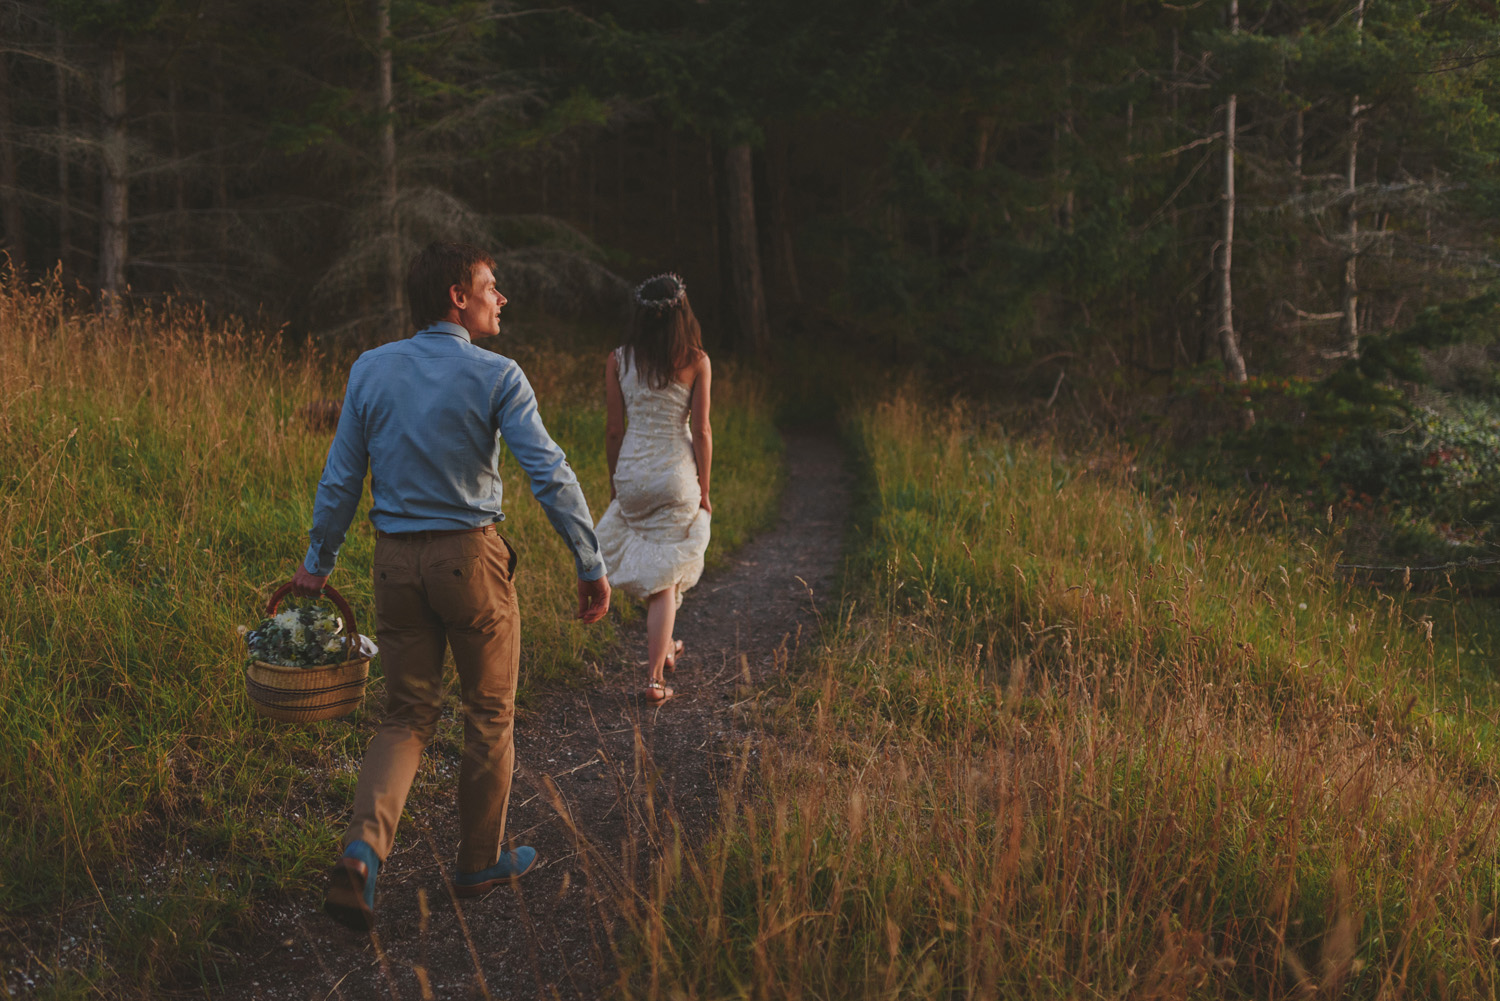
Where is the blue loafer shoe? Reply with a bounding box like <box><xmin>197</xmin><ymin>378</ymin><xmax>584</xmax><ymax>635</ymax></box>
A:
<box><xmin>453</xmin><ymin>846</ymin><xmax>537</xmax><ymax>898</ymax></box>
<box><xmin>323</xmin><ymin>839</ymin><xmax>380</xmax><ymax>931</ymax></box>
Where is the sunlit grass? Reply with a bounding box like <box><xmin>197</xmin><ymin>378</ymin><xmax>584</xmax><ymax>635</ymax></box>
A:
<box><xmin>621</xmin><ymin>396</ymin><xmax>1500</xmax><ymax>999</ymax></box>
<box><xmin>0</xmin><ymin>274</ymin><xmax>781</xmax><ymax>996</ymax></box>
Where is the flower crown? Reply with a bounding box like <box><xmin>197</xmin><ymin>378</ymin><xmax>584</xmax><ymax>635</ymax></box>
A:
<box><xmin>632</xmin><ymin>273</ymin><xmax>687</xmax><ymax>315</ymax></box>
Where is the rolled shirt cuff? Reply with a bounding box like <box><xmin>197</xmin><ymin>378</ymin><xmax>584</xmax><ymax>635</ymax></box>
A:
<box><xmin>576</xmin><ymin>556</ymin><xmax>608</xmax><ymax>582</ymax></box>
<box><xmin>303</xmin><ymin>544</ymin><xmax>336</xmax><ymax>578</ymax></box>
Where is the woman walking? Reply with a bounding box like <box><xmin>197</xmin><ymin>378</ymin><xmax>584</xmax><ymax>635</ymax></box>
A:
<box><xmin>596</xmin><ymin>273</ymin><xmax>712</xmax><ymax>703</ymax></box>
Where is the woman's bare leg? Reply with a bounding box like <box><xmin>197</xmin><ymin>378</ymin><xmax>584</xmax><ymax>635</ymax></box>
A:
<box><xmin>645</xmin><ymin>587</ymin><xmax>677</xmax><ymax>698</ymax></box>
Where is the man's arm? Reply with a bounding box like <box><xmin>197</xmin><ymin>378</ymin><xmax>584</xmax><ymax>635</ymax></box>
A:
<box><xmin>494</xmin><ymin>363</ymin><xmax>610</xmax><ymax>619</ymax></box>
<box><xmin>294</xmin><ymin>376</ymin><xmax>369</xmax><ymax>594</ymax></box>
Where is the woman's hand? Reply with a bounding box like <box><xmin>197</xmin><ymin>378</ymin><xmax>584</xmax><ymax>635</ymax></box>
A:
<box><xmin>699</xmin><ymin>493</ymin><xmax>712</xmax><ymax>514</ymax></box>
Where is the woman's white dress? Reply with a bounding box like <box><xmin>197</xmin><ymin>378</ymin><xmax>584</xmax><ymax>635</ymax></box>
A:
<box><xmin>595</xmin><ymin>349</ymin><xmax>711</xmax><ymax>604</ymax></box>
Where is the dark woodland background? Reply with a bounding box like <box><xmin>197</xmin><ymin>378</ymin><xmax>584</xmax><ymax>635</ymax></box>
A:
<box><xmin>8</xmin><ymin>0</ymin><xmax>1500</xmax><ymax>559</ymax></box>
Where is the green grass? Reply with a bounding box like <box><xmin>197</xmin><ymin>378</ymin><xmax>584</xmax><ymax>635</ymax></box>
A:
<box><xmin>621</xmin><ymin>395</ymin><xmax>1500</xmax><ymax>999</ymax></box>
<box><xmin>0</xmin><ymin>277</ymin><xmax>781</xmax><ymax>996</ymax></box>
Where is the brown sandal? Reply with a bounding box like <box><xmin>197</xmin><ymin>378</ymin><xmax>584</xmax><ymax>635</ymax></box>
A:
<box><xmin>644</xmin><ymin>680</ymin><xmax>675</xmax><ymax>703</ymax></box>
<box><xmin>664</xmin><ymin>639</ymin><xmax>685</xmax><ymax>674</ymax></box>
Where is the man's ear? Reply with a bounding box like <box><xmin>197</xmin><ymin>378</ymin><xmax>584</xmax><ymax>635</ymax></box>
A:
<box><xmin>448</xmin><ymin>283</ymin><xmax>467</xmax><ymax>311</ymax></box>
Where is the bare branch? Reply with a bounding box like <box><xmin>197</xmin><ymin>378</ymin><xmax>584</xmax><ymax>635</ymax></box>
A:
<box><xmin>1125</xmin><ymin>132</ymin><xmax>1223</xmax><ymax>163</ymax></box>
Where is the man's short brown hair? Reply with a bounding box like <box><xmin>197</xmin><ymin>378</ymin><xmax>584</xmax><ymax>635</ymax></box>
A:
<box><xmin>406</xmin><ymin>242</ymin><xmax>496</xmax><ymax>328</ymax></box>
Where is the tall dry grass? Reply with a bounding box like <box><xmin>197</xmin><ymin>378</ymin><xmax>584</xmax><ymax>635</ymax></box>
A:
<box><xmin>0</xmin><ymin>273</ymin><xmax>781</xmax><ymax>996</ymax></box>
<box><xmin>617</xmin><ymin>396</ymin><xmax>1500</xmax><ymax>999</ymax></box>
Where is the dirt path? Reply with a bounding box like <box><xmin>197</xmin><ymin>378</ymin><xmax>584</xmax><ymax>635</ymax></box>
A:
<box><xmin>223</xmin><ymin>431</ymin><xmax>849</xmax><ymax>1001</ymax></box>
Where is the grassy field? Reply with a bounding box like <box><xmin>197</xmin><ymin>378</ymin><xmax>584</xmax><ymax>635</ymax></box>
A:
<box><xmin>623</xmin><ymin>396</ymin><xmax>1500</xmax><ymax>999</ymax></box>
<box><xmin>16</xmin><ymin>270</ymin><xmax>1500</xmax><ymax>999</ymax></box>
<box><xmin>0</xmin><ymin>277</ymin><xmax>782</xmax><ymax>997</ymax></box>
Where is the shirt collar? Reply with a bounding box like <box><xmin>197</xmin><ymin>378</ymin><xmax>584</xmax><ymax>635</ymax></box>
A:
<box><xmin>416</xmin><ymin>320</ymin><xmax>472</xmax><ymax>342</ymax></box>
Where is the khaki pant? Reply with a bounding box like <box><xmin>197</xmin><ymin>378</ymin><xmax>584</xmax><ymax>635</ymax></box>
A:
<box><xmin>343</xmin><ymin>526</ymin><xmax>520</xmax><ymax>874</ymax></box>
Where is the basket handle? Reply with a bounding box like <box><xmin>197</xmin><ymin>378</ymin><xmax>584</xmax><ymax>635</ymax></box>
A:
<box><xmin>264</xmin><ymin>580</ymin><xmax>361</xmax><ymax>662</ymax></box>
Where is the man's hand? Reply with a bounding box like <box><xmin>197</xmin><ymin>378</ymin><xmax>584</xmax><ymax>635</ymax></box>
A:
<box><xmin>578</xmin><ymin>575</ymin><xmax>611</xmax><ymax>623</ymax></box>
<box><xmin>292</xmin><ymin>563</ymin><xmax>329</xmax><ymax>598</ymax></box>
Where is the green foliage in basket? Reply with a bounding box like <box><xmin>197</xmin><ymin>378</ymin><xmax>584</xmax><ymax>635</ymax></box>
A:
<box><xmin>244</xmin><ymin>604</ymin><xmax>349</xmax><ymax>668</ymax></box>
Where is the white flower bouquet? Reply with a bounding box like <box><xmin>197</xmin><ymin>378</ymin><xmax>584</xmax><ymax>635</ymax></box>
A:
<box><xmin>242</xmin><ymin>602</ymin><xmax>359</xmax><ymax>668</ymax></box>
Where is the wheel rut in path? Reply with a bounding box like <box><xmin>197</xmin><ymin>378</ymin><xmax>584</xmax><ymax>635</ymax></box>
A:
<box><xmin>226</xmin><ymin>430</ymin><xmax>850</xmax><ymax>1001</ymax></box>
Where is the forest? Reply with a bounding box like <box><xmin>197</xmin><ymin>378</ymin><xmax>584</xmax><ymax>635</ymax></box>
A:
<box><xmin>10</xmin><ymin>0</ymin><xmax>1500</xmax><ymax>997</ymax></box>
<box><xmin>7</xmin><ymin>0</ymin><xmax>1500</xmax><ymax>551</ymax></box>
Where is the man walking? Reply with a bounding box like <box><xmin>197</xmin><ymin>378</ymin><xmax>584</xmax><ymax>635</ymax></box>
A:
<box><xmin>290</xmin><ymin>242</ymin><xmax>611</xmax><ymax>932</ymax></box>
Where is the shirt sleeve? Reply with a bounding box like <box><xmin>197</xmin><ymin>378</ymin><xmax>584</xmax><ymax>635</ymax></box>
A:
<box><xmin>493</xmin><ymin>363</ymin><xmax>607</xmax><ymax>580</ymax></box>
<box><xmin>303</xmin><ymin>372</ymin><xmax>369</xmax><ymax>576</ymax></box>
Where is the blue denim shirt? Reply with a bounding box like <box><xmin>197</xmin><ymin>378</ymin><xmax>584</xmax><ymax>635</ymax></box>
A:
<box><xmin>303</xmin><ymin>322</ymin><xmax>606</xmax><ymax>580</ymax></box>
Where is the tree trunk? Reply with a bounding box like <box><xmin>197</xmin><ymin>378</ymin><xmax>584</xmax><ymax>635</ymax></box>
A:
<box><xmin>1055</xmin><ymin>60</ymin><xmax>1075</xmax><ymax>234</ymax></box>
<box><xmin>763</xmin><ymin>127</ymin><xmax>802</xmax><ymax>304</ymax></box>
<box><xmin>99</xmin><ymin>39</ymin><xmax>129</xmax><ymax>305</ymax></box>
<box><xmin>1290</xmin><ymin>107</ymin><xmax>1306</xmax><ymax>305</ymax></box>
<box><xmin>0</xmin><ymin>52</ymin><xmax>26</xmax><ymax>272</ymax></box>
<box><xmin>723</xmin><ymin>142</ymin><xmax>770</xmax><ymax>356</ymax></box>
<box><xmin>1341</xmin><ymin>0</ymin><xmax>1365</xmax><ymax>359</ymax></box>
<box><xmin>706</xmin><ymin>138</ymin><xmax>726</xmax><ymax>336</ymax></box>
<box><xmin>168</xmin><ymin>76</ymin><xmax>186</xmax><ymax>225</ymax></box>
<box><xmin>1217</xmin><ymin>3</ymin><xmax>1248</xmax><ymax>389</ymax></box>
<box><xmin>963</xmin><ymin>114</ymin><xmax>997</xmax><ymax>262</ymax></box>
<box><xmin>1168</xmin><ymin>27</ymin><xmax>1182</xmax><ymax>368</ymax></box>
<box><xmin>211</xmin><ymin>52</ymin><xmax>229</xmax><ymax>247</ymax></box>
<box><xmin>973</xmin><ymin>114</ymin><xmax>996</xmax><ymax>172</ymax></box>
<box><xmin>1218</xmin><ymin>90</ymin><xmax>1246</xmax><ymax>382</ymax></box>
<box><xmin>56</xmin><ymin>30</ymin><xmax>71</xmax><ymax>274</ymax></box>
<box><xmin>1339</xmin><ymin>101</ymin><xmax>1360</xmax><ymax>359</ymax></box>
<box><xmin>616</xmin><ymin>130</ymin><xmax>625</xmax><ymax>244</ymax></box>
<box><xmin>377</xmin><ymin>0</ymin><xmax>402</xmax><ymax>325</ymax></box>
<box><xmin>586</xmin><ymin>147</ymin><xmax>596</xmax><ymax>234</ymax></box>
<box><xmin>1292</xmin><ymin>108</ymin><xmax>1304</xmax><ymax>196</ymax></box>
<box><xmin>668</xmin><ymin>128</ymin><xmax>678</xmax><ymax>247</ymax></box>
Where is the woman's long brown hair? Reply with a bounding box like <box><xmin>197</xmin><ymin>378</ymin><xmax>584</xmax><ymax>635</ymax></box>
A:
<box><xmin>623</xmin><ymin>275</ymin><xmax>704</xmax><ymax>389</ymax></box>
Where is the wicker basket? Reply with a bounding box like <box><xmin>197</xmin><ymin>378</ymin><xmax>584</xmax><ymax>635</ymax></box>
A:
<box><xmin>245</xmin><ymin>581</ymin><xmax>371</xmax><ymax>723</ymax></box>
